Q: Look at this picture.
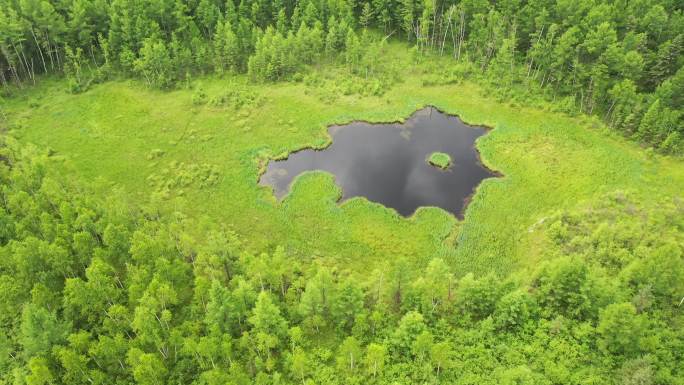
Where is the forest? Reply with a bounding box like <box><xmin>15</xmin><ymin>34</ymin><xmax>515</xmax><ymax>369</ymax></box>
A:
<box><xmin>1</xmin><ymin>136</ymin><xmax>683</xmax><ymax>384</ymax></box>
<box><xmin>1</xmin><ymin>0</ymin><xmax>682</xmax><ymax>150</ymax></box>
<box><xmin>1</xmin><ymin>0</ymin><xmax>683</xmax><ymax>384</ymax></box>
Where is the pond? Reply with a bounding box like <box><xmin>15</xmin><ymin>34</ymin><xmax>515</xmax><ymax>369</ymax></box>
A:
<box><xmin>259</xmin><ymin>107</ymin><xmax>499</xmax><ymax>218</ymax></box>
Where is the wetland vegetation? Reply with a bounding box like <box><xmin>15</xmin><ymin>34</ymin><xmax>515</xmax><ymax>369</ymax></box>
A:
<box><xmin>1</xmin><ymin>0</ymin><xmax>683</xmax><ymax>384</ymax></box>
<box><xmin>427</xmin><ymin>152</ymin><xmax>452</xmax><ymax>169</ymax></box>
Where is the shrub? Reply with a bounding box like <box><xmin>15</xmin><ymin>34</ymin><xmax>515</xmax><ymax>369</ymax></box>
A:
<box><xmin>191</xmin><ymin>88</ymin><xmax>208</xmax><ymax>105</ymax></box>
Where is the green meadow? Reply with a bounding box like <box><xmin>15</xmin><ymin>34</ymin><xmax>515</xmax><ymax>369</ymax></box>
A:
<box><xmin>5</xmin><ymin>45</ymin><xmax>684</xmax><ymax>277</ymax></box>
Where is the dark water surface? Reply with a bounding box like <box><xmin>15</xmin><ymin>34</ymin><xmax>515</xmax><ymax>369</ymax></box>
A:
<box><xmin>259</xmin><ymin>107</ymin><xmax>499</xmax><ymax>217</ymax></box>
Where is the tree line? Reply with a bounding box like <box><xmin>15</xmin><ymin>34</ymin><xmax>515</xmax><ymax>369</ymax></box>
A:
<box><xmin>1</xmin><ymin>135</ymin><xmax>683</xmax><ymax>384</ymax></box>
<box><xmin>0</xmin><ymin>0</ymin><xmax>377</xmax><ymax>87</ymax></box>
<box><xmin>0</xmin><ymin>0</ymin><xmax>682</xmax><ymax>151</ymax></box>
<box><xmin>404</xmin><ymin>0</ymin><xmax>683</xmax><ymax>153</ymax></box>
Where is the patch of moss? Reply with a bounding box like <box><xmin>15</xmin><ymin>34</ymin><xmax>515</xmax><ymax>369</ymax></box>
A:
<box><xmin>427</xmin><ymin>152</ymin><xmax>452</xmax><ymax>169</ymax></box>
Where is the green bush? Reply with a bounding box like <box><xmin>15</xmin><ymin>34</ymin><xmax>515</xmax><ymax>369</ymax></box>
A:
<box><xmin>191</xmin><ymin>88</ymin><xmax>208</xmax><ymax>105</ymax></box>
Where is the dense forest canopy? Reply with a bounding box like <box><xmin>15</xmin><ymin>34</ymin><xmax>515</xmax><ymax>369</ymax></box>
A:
<box><xmin>0</xmin><ymin>0</ymin><xmax>682</xmax><ymax>151</ymax></box>
<box><xmin>1</xmin><ymin>135</ymin><xmax>683</xmax><ymax>384</ymax></box>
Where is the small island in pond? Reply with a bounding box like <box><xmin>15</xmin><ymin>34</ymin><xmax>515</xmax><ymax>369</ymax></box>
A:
<box><xmin>427</xmin><ymin>152</ymin><xmax>452</xmax><ymax>170</ymax></box>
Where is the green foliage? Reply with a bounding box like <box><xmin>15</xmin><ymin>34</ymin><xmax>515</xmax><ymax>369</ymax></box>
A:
<box><xmin>303</xmin><ymin>71</ymin><xmax>393</xmax><ymax>102</ymax></box>
<box><xmin>1</xmin><ymin>0</ymin><xmax>680</xmax><ymax>151</ymax></box>
<box><xmin>597</xmin><ymin>303</ymin><xmax>644</xmax><ymax>356</ymax></box>
<box><xmin>248</xmin><ymin>24</ymin><xmax>325</xmax><ymax>82</ymax></box>
<box><xmin>390</xmin><ymin>311</ymin><xmax>426</xmax><ymax>355</ymax></box>
<box><xmin>134</xmin><ymin>38</ymin><xmax>176</xmax><ymax>89</ymax></box>
<box><xmin>213</xmin><ymin>20</ymin><xmax>243</xmax><ymax>74</ymax></box>
<box><xmin>206</xmin><ymin>86</ymin><xmax>263</xmax><ymax>110</ymax></box>
<box><xmin>364</xmin><ymin>343</ymin><xmax>386</xmax><ymax>377</ymax></box>
<box><xmin>147</xmin><ymin>161</ymin><xmax>221</xmax><ymax>197</ymax></box>
<box><xmin>0</xmin><ymin>139</ymin><xmax>683</xmax><ymax>384</ymax></box>
<box><xmin>19</xmin><ymin>304</ymin><xmax>68</xmax><ymax>358</ymax></box>
<box><xmin>336</xmin><ymin>336</ymin><xmax>362</xmax><ymax>374</ymax></box>
<box><xmin>493</xmin><ymin>290</ymin><xmax>537</xmax><ymax>332</ymax></box>
<box><xmin>453</xmin><ymin>273</ymin><xmax>502</xmax><ymax>321</ymax></box>
<box><xmin>191</xmin><ymin>88</ymin><xmax>208</xmax><ymax>105</ymax></box>
<box><xmin>532</xmin><ymin>257</ymin><xmax>596</xmax><ymax>319</ymax></box>
<box><xmin>63</xmin><ymin>46</ymin><xmax>92</xmax><ymax>94</ymax></box>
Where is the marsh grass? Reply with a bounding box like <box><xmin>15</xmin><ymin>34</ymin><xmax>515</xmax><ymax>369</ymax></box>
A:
<box><xmin>4</xmin><ymin>42</ymin><xmax>683</xmax><ymax>277</ymax></box>
<box><xmin>427</xmin><ymin>152</ymin><xmax>452</xmax><ymax>169</ymax></box>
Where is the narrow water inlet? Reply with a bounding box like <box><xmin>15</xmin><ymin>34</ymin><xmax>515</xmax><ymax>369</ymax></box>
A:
<box><xmin>259</xmin><ymin>107</ymin><xmax>500</xmax><ymax>218</ymax></box>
